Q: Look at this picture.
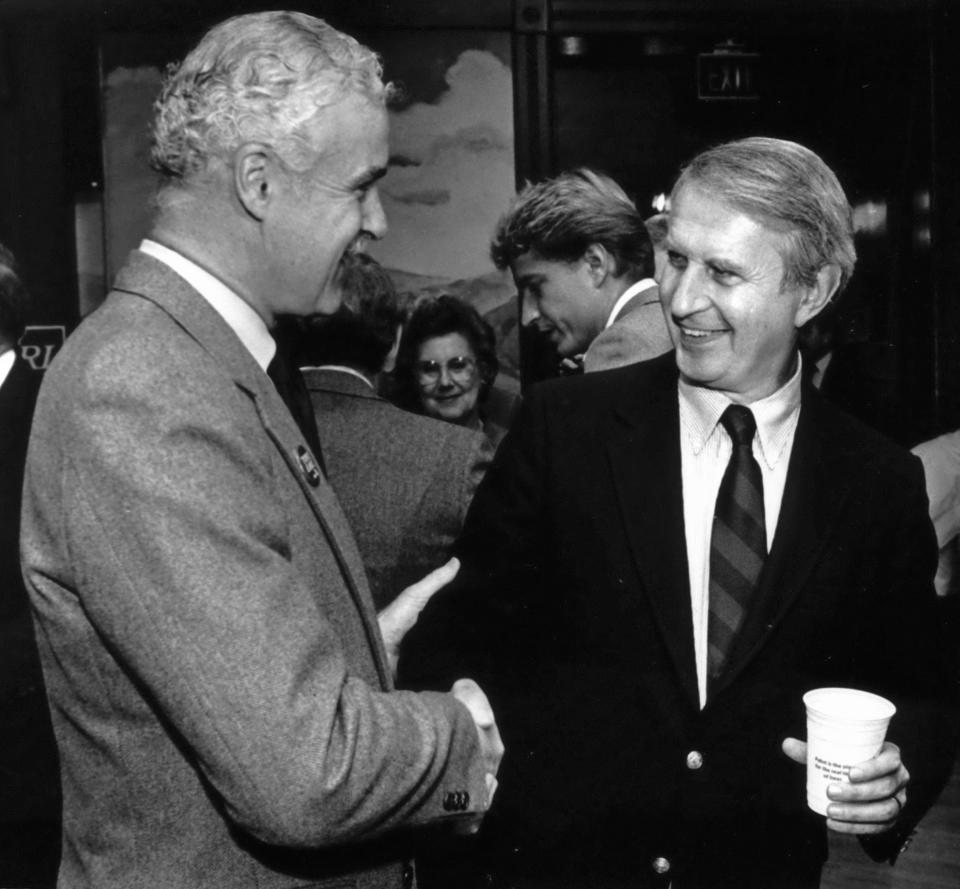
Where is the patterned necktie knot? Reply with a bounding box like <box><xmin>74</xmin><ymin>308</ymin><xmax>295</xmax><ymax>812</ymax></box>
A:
<box><xmin>719</xmin><ymin>404</ymin><xmax>757</xmax><ymax>448</ymax></box>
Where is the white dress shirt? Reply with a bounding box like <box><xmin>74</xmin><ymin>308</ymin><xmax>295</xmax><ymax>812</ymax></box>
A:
<box><xmin>139</xmin><ymin>239</ymin><xmax>276</xmax><ymax>371</ymax></box>
<box><xmin>679</xmin><ymin>358</ymin><xmax>803</xmax><ymax>707</ymax></box>
<box><xmin>302</xmin><ymin>364</ymin><xmax>376</xmax><ymax>391</ymax></box>
<box><xmin>0</xmin><ymin>348</ymin><xmax>15</xmax><ymax>389</ymax></box>
<box><xmin>603</xmin><ymin>277</ymin><xmax>658</xmax><ymax>330</ymax></box>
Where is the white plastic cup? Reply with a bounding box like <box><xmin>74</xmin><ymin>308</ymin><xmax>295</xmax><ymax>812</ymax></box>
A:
<box><xmin>802</xmin><ymin>687</ymin><xmax>896</xmax><ymax>816</ymax></box>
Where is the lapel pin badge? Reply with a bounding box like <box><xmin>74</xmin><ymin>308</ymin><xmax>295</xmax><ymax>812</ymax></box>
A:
<box><xmin>296</xmin><ymin>445</ymin><xmax>322</xmax><ymax>487</ymax></box>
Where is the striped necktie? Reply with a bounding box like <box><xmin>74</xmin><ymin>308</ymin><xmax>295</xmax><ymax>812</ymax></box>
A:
<box><xmin>708</xmin><ymin>404</ymin><xmax>766</xmax><ymax>689</ymax></box>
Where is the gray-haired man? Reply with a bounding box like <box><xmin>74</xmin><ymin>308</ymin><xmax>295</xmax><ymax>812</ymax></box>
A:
<box><xmin>21</xmin><ymin>12</ymin><xmax>501</xmax><ymax>888</ymax></box>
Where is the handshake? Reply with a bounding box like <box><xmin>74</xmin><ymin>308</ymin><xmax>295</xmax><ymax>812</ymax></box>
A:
<box><xmin>378</xmin><ymin>558</ymin><xmax>504</xmax><ymax>826</ymax></box>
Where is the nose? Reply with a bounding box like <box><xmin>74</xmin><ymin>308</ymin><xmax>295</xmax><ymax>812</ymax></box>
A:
<box><xmin>361</xmin><ymin>186</ymin><xmax>387</xmax><ymax>240</ymax></box>
<box><xmin>436</xmin><ymin>365</ymin><xmax>456</xmax><ymax>388</ymax></box>
<box><xmin>662</xmin><ymin>263</ymin><xmax>707</xmax><ymax>319</ymax></box>
<box><xmin>520</xmin><ymin>294</ymin><xmax>540</xmax><ymax>326</ymax></box>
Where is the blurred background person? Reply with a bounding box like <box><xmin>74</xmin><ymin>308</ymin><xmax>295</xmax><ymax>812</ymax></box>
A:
<box><xmin>394</xmin><ymin>294</ymin><xmax>515</xmax><ymax>449</ymax></box>
<box><xmin>798</xmin><ymin>305</ymin><xmax>901</xmax><ymax>442</ymax></box>
<box><xmin>0</xmin><ymin>243</ymin><xmax>59</xmax><ymax>888</ymax></box>
<box><xmin>491</xmin><ymin>167</ymin><xmax>671</xmax><ymax>375</ymax></box>
<box><xmin>295</xmin><ymin>254</ymin><xmax>492</xmax><ymax>608</ymax></box>
<box><xmin>912</xmin><ymin>428</ymin><xmax>960</xmax><ymax>599</ymax></box>
<box><xmin>644</xmin><ymin>212</ymin><xmax>670</xmax><ymax>282</ymax></box>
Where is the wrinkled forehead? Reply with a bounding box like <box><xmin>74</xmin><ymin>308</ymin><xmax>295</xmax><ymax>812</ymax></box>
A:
<box><xmin>304</xmin><ymin>91</ymin><xmax>390</xmax><ymax>163</ymax></box>
<box><xmin>665</xmin><ymin>184</ymin><xmax>796</xmax><ymax>284</ymax></box>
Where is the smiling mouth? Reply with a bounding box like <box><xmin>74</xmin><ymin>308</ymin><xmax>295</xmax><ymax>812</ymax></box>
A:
<box><xmin>678</xmin><ymin>324</ymin><xmax>728</xmax><ymax>340</ymax></box>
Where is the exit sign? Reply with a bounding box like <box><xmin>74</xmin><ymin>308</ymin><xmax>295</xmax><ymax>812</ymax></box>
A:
<box><xmin>697</xmin><ymin>47</ymin><xmax>759</xmax><ymax>101</ymax></box>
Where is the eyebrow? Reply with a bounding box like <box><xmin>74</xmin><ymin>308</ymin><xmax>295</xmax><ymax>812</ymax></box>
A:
<box><xmin>514</xmin><ymin>272</ymin><xmax>546</xmax><ymax>288</ymax></box>
<box><xmin>350</xmin><ymin>166</ymin><xmax>388</xmax><ymax>190</ymax></box>
<box><xmin>664</xmin><ymin>236</ymin><xmax>748</xmax><ymax>276</ymax></box>
<box><xmin>706</xmin><ymin>256</ymin><xmax>749</xmax><ymax>276</ymax></box>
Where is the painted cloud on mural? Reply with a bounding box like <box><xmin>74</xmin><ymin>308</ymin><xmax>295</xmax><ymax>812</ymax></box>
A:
<box><xmin>370</xmin><ymin>49</ymin><xmax>516</xmax><ymax>280</ymax></box>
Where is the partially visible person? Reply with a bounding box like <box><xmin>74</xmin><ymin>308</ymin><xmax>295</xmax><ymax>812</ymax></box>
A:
<box><xmin>296</xmin><ymin>253</ymin><xmax>492</xmax><ymax>609</ymax></box>
<box><xmin>912</xmin><ymin>428</ymin><xmax>960</xmax><ymax>597</ymax></box>
<box><xmin>491</xmin><ymin>167</ymin><xmax>672</xmax><ymax>374</ymax></box>
<box><xmin>645</xmin><ymin>211</ymin><xmax>670</xmax><ymax>282</ymax></box>
<box><xmin>394</xmin><ymin>294</ymin><xmax>514</xmax><ymax>449</ymax></box>
<box><xmin>20</xmin><ymin>13</ymin><xmax>501</xmax><ymax>889</ymax></box>
<box><xmin>0</xmin><ymin>243</ymin><xmax>59</xmax><ymax>888</ymax></box>
<box><xmin>799</xmin><ymin>307</ymin><xmax>901</xmax><ymax>442</ymax></box>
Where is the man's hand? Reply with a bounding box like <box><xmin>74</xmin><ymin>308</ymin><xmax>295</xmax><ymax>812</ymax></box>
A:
<box><xmin>450</xmin><ymin>678</ymin><xmax>504</xmax><ymax>834</ymax></box>
<box><xmin>783</xmin><ymin>737</ymin><xmax>909</xmax><ymax>834</ymax></box>
<box><xmin>378</xmin><ymin>558</ymin><xmax>459</xmax><ymax>678</ymax></box>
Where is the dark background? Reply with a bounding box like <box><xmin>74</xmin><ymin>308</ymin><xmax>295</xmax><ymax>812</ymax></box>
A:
<box><xmin>0</xmin><ymin>0</ymin><xmax>958</xmax><ymax>445</ymax></box>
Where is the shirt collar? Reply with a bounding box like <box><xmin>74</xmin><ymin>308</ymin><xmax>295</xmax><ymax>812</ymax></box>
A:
<box><xmin>678</xmin><ymin>353</ymin><xmax>803</xmax><ymax>469</ymax></box>
<box><xmin>302</xmin><ymin>364</ymin><xmax>376</xmax><ymax>391</ymax></box>
<box><xmin>604</xmin><ymin>278</ymin><xmax>658</xmax><ymax>330</ymax></box>
<box><xmin>140</xmin><ymin>239</ymin><xmax>276</xmax><ymax>371</ymax></box>
<box><xmin>0</xmin><ymin>349</ymin><xmax>15</xmax><ymax>388</ymax></box>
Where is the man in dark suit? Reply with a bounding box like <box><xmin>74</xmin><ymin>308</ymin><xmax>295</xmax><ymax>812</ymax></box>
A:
<box><xmin>408</xmin><ymin>137</ymin><xmax>958</xmax><ymax>888</ymax></box>
<box><xmin>295</xmin><ymin>253</ymin><xmax>492</xmax><ymax>609</ymax></box>
<box><xmin>0</xmin><ymin>244</ymin><xmax>59</xmax><ymax>886</ymax></box>
<box><xmin>20</xmin><ymin>12</ymin><xmax>501</xmax><ymax>889</ymax></box>
<box><xmin>491</xmin><ymin>168</ymin><xmax>672</xmax><ymax>374</ymax></box>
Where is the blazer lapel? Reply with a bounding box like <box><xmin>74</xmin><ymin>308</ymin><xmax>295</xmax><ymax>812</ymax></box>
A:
<box><xmin>114</xmin><ymin>253</ymin><xmax>393</xmax><ymax>688</ymax></box>
<box><xmin>715</xmin><ymin>388</ymin><xmax>856</xmax><ymax>693</ymax></box>
<box><xmin>606</xmin><ymin>359</ymin><xmax>700</xmax><ymax>708</ymax></box>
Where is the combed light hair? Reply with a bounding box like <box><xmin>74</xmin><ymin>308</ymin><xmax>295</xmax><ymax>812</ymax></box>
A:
<box><xmin>672</xmin><ymin>137</ymin><xmax>856</xmax><ymax>295</ymax></box>
<box><xmin>151</xmin><ymin>10</ymin><xmax>389</xmax><ymax>182</ymax></box>
<box><xmin>490</xmin><ymin>168</ymin><xmax>654</xmax><ymax>280</ymax></box>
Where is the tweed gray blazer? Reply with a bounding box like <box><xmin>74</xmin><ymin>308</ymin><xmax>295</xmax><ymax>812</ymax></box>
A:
<box><xmin>582</xmin><ymin>282</ymin><xmax>672</xmax><ymax>373</ymax></box>
<box><xmin>21</xmin><ymin>252</ymin><xmax>487</xmax><ymax>889</ymax></box>
<box><xmin>304</xmin><ymin>367</ymin><xmax>492</xmax><ymax>609</ymax></box>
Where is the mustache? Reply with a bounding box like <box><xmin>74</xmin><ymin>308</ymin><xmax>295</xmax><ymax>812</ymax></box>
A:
<box><xmin>343</xmin><ymin>235</ymin><xmax>372</xmax><ymax>259</ymax></box>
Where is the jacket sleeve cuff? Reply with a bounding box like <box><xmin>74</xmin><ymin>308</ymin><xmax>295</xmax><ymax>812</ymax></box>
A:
<box><xmin>859</xmin><ymin>824</ymin><xmax>918</xmax><ymax>864</ymax></box>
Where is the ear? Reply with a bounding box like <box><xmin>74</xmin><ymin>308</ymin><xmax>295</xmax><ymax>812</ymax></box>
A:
<box><xmin>233</xmin><ymin>142</ymin><xmax>275</xmax><ymax>222</ymax></box>
<box><xmin>794</xmin><ymin>264</ymin><xmax>842</xmax><ymax>328</ymax></box>
<box><xmin>582</xmin><ymin>243</ymin><xmax>617</xmax><ymax>287</ymax></box>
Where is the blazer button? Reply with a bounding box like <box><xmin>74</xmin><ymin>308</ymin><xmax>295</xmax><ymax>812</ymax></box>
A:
<box><xmin>402</xmin><ymin>862</ymin><xmax>415</xmax><ymax>889</ymax></box>
<box><xmin>686</xmin><ymin>750</ymin><xmax>704</xmax><ymax>770</ymax></box>
<box><xmin>651</xmin><ymin>856</ymin><xmax>671</xmax><ymax>874</ymax></box>
<box><xmin>443</xmin><ymin>790</ymin><xmax>471</xmax><ymax>811</ymax></box>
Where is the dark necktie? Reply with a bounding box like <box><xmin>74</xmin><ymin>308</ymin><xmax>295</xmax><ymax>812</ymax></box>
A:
<box><xmin>708</xmin><ymin>404</ymin><xmax>766</xmax><ymax>688</ymax></box>
<box><xmin>266</xmin><ymin>346</ymin><xmax>326</xmax><ymax>476</ymax></box>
